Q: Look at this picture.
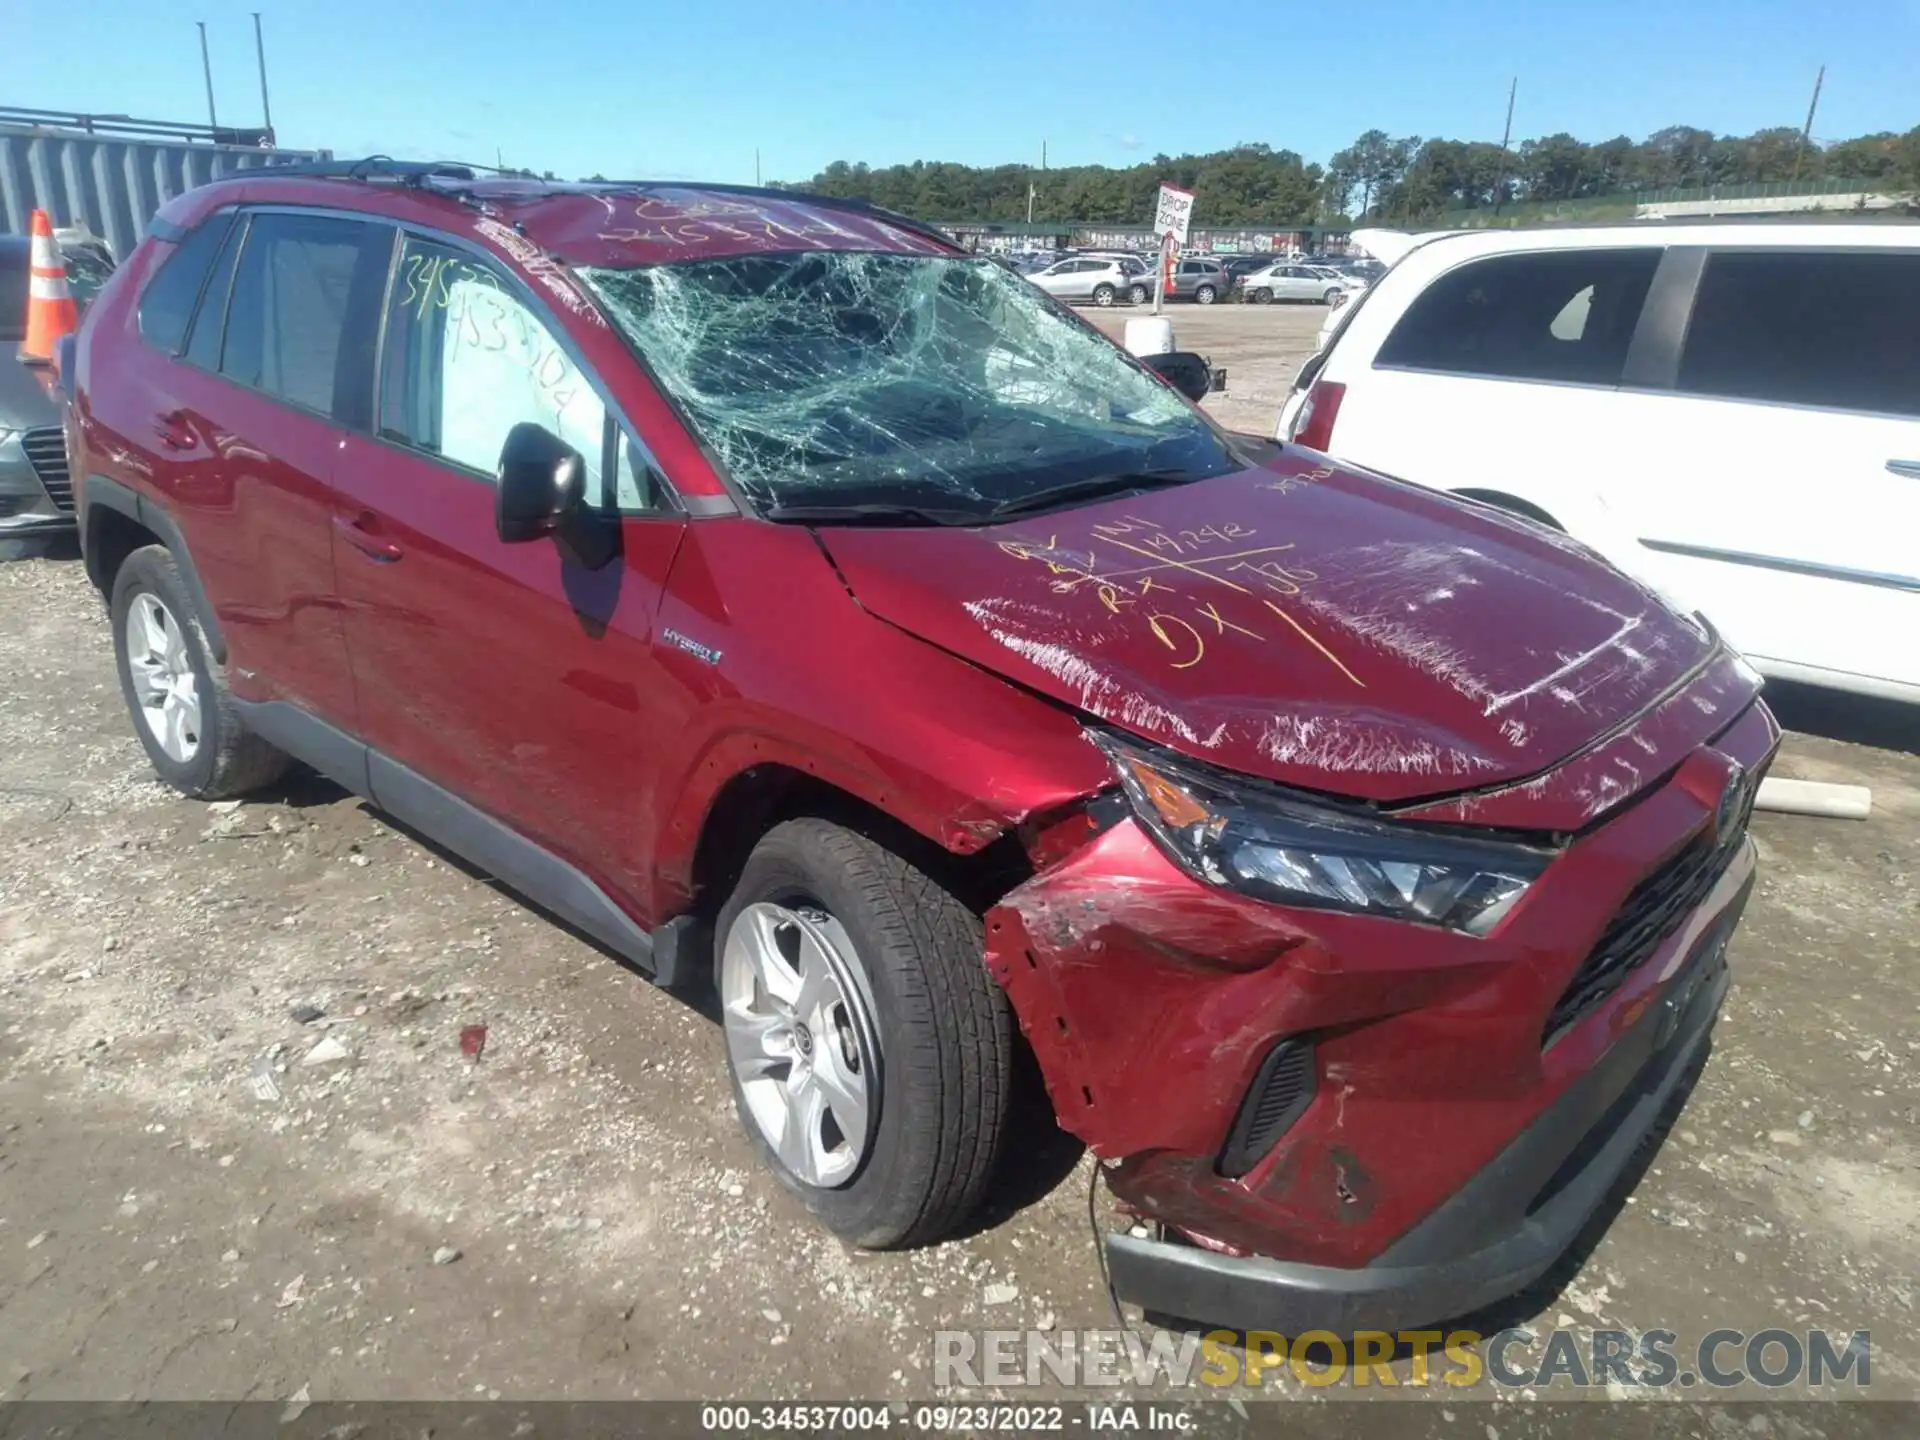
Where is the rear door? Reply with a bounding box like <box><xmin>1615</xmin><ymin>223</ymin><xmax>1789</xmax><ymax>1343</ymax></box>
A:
<box><xmin>329</xmin><ymin>229</ymin><xmax>688</xmax><ymax>902</ymax></box>
<box><xmin>1608</xmin><ymin>247</ymin><xmax>1920</xmax><ymax>691</ymax></box>
<box><xmin>131</xmin><ymin>208</ymin><xmax>389</xmax><ymax>727</ymax></box>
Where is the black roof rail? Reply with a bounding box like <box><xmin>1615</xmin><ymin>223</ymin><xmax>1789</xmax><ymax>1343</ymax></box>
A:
<box><xmin>246</xmin><ymin>155</ymin><xmax>481</xmax><ymax>184</ymax></box>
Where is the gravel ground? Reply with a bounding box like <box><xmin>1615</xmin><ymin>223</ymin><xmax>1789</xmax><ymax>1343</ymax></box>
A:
<box><xmin>1</xmin><ymin>308</ymin><xmax>1915</xmax><ymax>1420</ymax></box>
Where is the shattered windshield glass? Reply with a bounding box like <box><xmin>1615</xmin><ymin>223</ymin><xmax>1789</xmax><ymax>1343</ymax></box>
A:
<box><xmin>578</xmin><ymin>253</ymin><xmax>1239</xmax><ymax>517</ymax></box>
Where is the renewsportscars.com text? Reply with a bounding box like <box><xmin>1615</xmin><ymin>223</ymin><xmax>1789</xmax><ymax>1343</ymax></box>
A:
<box><xmin>935</xmin><ymin>1327</ymin><xmax>1873</xmax><ymax>1391</ymax></box>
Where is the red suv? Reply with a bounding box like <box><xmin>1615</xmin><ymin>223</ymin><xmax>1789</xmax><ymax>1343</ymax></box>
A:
<box><xmin>66</xmin><ymin>163</ymin><xmax>1776</xmax><ymax>1333</ymax></box>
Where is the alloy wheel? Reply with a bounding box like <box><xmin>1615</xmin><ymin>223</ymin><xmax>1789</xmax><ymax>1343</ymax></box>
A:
<box><xmin>124</xmin><ymin>592</ymin><xmax>201</xmax><ymax>763</ymax></box>
<box><xmin>721</xmin><ymin>902</ymin><xmax>882</xmax><ymax>1188</ymax></box>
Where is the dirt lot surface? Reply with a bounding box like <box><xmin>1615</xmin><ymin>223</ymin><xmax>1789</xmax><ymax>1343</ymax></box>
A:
<box><xmin>1083</xmin><ymin>299</ymin><xmax>1322</xmax><ymax>437</ymax></box>
<box><xmin>2</xmin><ymin>310</ymin><xmax>1916</xmax><ymax>1426</ymax></box>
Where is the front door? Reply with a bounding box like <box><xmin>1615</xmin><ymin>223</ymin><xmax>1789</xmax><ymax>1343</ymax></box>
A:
<box><xmin>330</xmin><ymin>231</ymin><xmax>688</xmax><ymax>907</ymax></box>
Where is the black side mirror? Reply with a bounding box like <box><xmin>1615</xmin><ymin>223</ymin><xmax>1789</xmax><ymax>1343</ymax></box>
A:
<box><xmin>1141</xmin><ymin>350</ymin><xmax>1213</xmax><ymax>404</ymax></box>
<box><xmin>496</xmin><ymin>422</ymin><xmax>585</xmax><ymax>544</ymax></box>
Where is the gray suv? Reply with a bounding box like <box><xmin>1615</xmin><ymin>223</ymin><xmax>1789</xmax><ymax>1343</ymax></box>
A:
<box><xmin>1125</xmin><ymin>257</ymin><xmax>1229</xmax><ymax>306</ymax></box>
<box><xmin>1</xmin><ymin>236</ymin><xmax>76</xmax><ymax>542</ymax></box>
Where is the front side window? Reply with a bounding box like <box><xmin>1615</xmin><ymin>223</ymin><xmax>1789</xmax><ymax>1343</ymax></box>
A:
<box><xmin>1377</xmin><ymin>248</ymin><xmax>1661</xmax><ymax>385</ymax></box>
<box><xmin>376</xmin><ymin>236</ymin><xmax>659</xmax><ymax>510</ymax></box>
<box><xmin>1678</xmin><ymin>250</ymin><xmax>1920</xmax><ymax>417</ymax></box>
<box><xmin>220</xmin><ymin>212</ymin><xmax>386</xmax><ymax>415</ymax></box>
<box><xmin>579</xmin><ymin>251</ymin><xmax>1237</xmax><ymax>514</ymax></box>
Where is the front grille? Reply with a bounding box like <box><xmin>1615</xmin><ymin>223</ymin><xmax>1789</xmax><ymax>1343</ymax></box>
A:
<box><xmin>1543</xmin><ymin>774</ymin><xmax>1759</xmax><ymax>1047</ymax></box>
<box><xmin>1217</xmin><ymin>1037</ymin><xmax>1316</xmax><ymax>1178</ymax></box>
<box><xmin>21</xmin><ymin>429</ymin><xmax>73</xmax><ymax>512</ymax></box>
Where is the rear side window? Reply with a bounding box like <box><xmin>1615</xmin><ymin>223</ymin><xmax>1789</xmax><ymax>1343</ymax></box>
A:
<box><xmin>137</xmin><ymin>213</ymin><xmax>234</xmax><ymax>353</ymax></box>
<box><xmin>1678</xmin><ymin>251</ymin><xmax>1920</xmax><ymax>417</ymax></box>
<box><xmin>221</xmin><ymin>212</ymin><xmax>388</xmax><ymax>417</ymax></box>
<box><xmin>1377</xmin><ymin>248</ymin><xmax>1661</xmax><ymax>385</ymax></box>
<box><xmin>182</xmin><ymin>217</ymin><xmax>246</xmax><ymax>370</ymax></box>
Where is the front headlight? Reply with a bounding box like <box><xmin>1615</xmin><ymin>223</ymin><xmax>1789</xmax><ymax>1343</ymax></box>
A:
<box><xmin>1094</xmin><ymin>732</ymin><xmax>1557</xmax><ymax>936</ymax></box>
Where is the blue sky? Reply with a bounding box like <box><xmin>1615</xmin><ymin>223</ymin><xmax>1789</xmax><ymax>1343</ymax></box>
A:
<box><xmin>13</xmin><ymin>0</ymin><xmax>1917</xmax><ymax>184</ymax></box>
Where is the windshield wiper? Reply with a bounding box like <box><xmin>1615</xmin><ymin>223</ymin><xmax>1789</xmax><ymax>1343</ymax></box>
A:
<box><xmin>762</xmin><ymin>501</ymin><xmax>985</xmax><ymax>527</ymax></box>
<box><xmin>985</xmin><ymin>469</ymin><xmax>1194</xmax><ymax>520</ymax></box>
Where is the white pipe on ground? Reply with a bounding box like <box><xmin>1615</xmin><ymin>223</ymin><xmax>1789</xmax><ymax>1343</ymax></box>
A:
<box><xmin>1753</xmin><ymin>777</ymin><xmax>1872</xmax><ymax>820</ymax></box>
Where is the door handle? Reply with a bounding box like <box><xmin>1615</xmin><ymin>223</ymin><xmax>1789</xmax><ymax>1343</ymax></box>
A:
<box><xmin>332</xmin><ymin>512</ymin><xmax>403</xmax><ymax>563</ymax></box>
<box><xmin>153</xmin><ymin>409</ymin><xmax>194</xmax><ymax>451</ymax></box>
<box><xmin>1889</xmin><ymin>459</ymin><xmax>1920</xmax><ymax>479</ymax></box>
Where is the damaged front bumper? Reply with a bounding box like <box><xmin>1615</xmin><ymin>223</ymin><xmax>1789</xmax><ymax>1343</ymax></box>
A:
<box><xmin>1105</xmin><ymin>867</ymin><xmax>1744</xmax><ymax>1334</ymax></box>
<box><xmin>985</xmin><ymin>700</ymin><xmax>1777</xmax><ymax>1334</ymax></box>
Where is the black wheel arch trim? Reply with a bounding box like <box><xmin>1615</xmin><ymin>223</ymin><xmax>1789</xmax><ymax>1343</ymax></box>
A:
<box><xmin>82</xmin><ymin>474</ymin><xmax>229</xmax><ymax>664</ymax></box>
<box><xmin>229</xmin><ymin>697</ymin><xmax>679</xmax><ymax>987</ymax></box>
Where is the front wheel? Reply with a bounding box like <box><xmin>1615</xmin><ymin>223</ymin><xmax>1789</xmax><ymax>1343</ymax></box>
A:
<box><xmin>716</xmin><ymin>819</ymin><xmax>1014</xmax><ymax>1249</ymax></box>
<box><xmin>1249</xmin><ymin>287</ymin><xmax>1274</xmax><ymax>305</ymax></box>
<box><xmin>1091</xmin><ymin>283</ymin><xmax>1116</xmax><ymax>307</ymax></box>
<box><xmin>1128</xmin><ymin>284</ymin><xmax>1151</xmax><ymax>305</ymax></box>
<box><xmin>1194</xmin><ymin>284</ymin><xmax>1217</xmax><ymax>305</ymax></box>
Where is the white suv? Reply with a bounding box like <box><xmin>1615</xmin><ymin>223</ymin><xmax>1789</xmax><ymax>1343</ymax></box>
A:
<box><xmin>1026</xmin><ymin>255</ymin><xmax>1144</xmax><ymax>306</ymax></box>
<box><xmin>1277</xmin><ymin>223</ymin><xmax>1920</xmax><ymax>703</ymax></box>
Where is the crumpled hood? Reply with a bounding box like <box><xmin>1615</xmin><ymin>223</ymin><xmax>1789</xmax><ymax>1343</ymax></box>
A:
<box><xmin>818</xmin><ymin>454</ymin><xmax>1727</xmax><ymax>806</ymax></box>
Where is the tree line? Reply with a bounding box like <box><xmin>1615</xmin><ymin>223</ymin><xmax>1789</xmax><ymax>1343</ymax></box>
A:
<box><xmin>784</xmin><ymin>124</ymin><xmax>1920</xmax><ymax>226</ymax></box>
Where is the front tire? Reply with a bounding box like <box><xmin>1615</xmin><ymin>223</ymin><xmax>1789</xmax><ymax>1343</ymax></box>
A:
<box><xmin>1194</xmin><ymin>284</ymin><xmax>1217</xmax><ymax>305</ymax></box>
<box><xmin>1128</xmin><ymin>284</ymin><xmax>1151</xmax><ymax>305</ymax></box>
<box><xmin>1249</xmin><ymin>287</ymin><xmax>1274</xmax><ymax>305</ymax></box>
<box><xmin>715</xmin><ymin>819</ymin><xmax>1014</xmax><ymax>1248</ymax></box>
<box><xmin>110</xmin><ymin>545</ymin><xmax>288</xmax><ymax>799</ymax></box>
<box><xmin>1092</xmin><ymin>283</ymin><xmax>1116</xmax><ymax>307</ymax></box>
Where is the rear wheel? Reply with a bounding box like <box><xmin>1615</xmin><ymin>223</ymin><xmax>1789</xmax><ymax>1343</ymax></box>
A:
<box><xmin>1092</xmin><ymin>283</ymin><xmax>1116</xmax><ymax>307</ymax></box>
<box><xmin>716</xmin><ymin>818</ymin><xmax>1014</xmax><ymax>1248</ymax></box>
<box><xmin>1323</xmin><ymin>287</ymin><xmax>1343</xmax><ymax>305</ymax></box>
<box><xmin>1194</xmin><ymin>284</ymin><xmax>1217</xmax><ymax>305</ymax></box>
<box><xmin>110</xmin><ymin>545</ymin><xmax>288</xmax><ymax>799</ymax></box>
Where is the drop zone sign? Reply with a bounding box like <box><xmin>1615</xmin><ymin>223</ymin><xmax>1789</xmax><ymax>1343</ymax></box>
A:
<box><xmin>1153</xmin><ymin>184</ymin><xmax>1195</xmax><ymax>245</ymax></box>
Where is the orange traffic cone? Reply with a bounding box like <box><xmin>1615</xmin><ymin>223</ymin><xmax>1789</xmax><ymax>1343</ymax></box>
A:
<box><xmin>18</xmin><ymin>209</ymin><xmax>79</xmax><ymax>367</ymax></box>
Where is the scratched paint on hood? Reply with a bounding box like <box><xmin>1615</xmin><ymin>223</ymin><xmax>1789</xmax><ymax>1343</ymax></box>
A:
<box><xmin>817</xmin><ymin>454</ymin><xmax>1721</xmax><ymax>805</ymax></box>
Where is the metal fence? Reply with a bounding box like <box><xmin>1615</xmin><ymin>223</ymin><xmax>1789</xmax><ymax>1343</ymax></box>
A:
<box><xmin>1</xmin><ymin>123</ymin><xmax>330</xmax><ymax>260</ymax></box>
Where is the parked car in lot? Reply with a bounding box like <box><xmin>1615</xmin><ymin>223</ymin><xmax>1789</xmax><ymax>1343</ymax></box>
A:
<box><xmin>1028</xmin><ymin>254</ymin><xmax>1141</xmax><ymax>305</ymax></box>
<box><xmin>1237</xmin><ymin>260</ymin><xmax>1349</xmax><ymax>305</ymax></box>
<box><xmin>2</xmin><ymin>232</ymin><xmax>103</xmax><ymax>540</ymax></box>
<box><xmin>68</xmin><ymin>164</ymin><xmax>1776</xmax><ymax>1334</ymax></box>
<box><xmin>1221</xmin><ymin>254</ymin><xmax>1278</xmax><ymax>284</ymax></box>
<box><xmin>1128</xmin><ymin>255</ymin><xmax>1229</xmax><ymax>305</ymax></box>
<box><xmin>1278</xmin><ymin>222</ymin><xmax>1920</xmax><ymax>704</ymax></box>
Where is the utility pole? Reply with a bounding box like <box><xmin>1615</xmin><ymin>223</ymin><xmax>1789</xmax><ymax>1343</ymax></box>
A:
<box><xmin>1492</xmin><ymin>76</ymin><xmax>1517</xmax><ymax>215</ymax></box>
<box><xmin>251</xmin><ymin>12</ymin><xmax>273</xmax><ymax>139</ymax></box>
<box><xmin>197</xmin><ymin>21</ymin><xmax>218</xmax><ymax>131</ymax></box>
<box><xmin>755</xmin><ymin>149</ymin><xmax>761</xmax><ymax>186</ymax></box>
<box><xmin>1791</xmin><ymin>64</ymin><xmax>1825</xmax><ymax>183</ymax></box>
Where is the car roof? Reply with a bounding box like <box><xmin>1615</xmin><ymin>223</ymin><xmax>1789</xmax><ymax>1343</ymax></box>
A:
<box><xmin>152</xmin><ymin>165</ymin><xmax>960</xmax><ymax>269</ymax></box>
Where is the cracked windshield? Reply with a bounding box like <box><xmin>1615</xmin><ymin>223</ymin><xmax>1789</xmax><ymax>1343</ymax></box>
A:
<box><xmin>581</xmin><ymin>253</ymin><xmax>1238</xmax><ymax>518</ymax></box>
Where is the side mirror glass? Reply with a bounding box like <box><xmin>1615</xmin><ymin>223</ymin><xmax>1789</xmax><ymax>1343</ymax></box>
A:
<box><xmin>1141</xmin><ymin>350</ymin><xmax>1213</xmax><ymax>404</ymax></box>
<box><xmin>496</xmin><ymin>422</ymin><xmax>584</xmax><ymax>544</ymax></box>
